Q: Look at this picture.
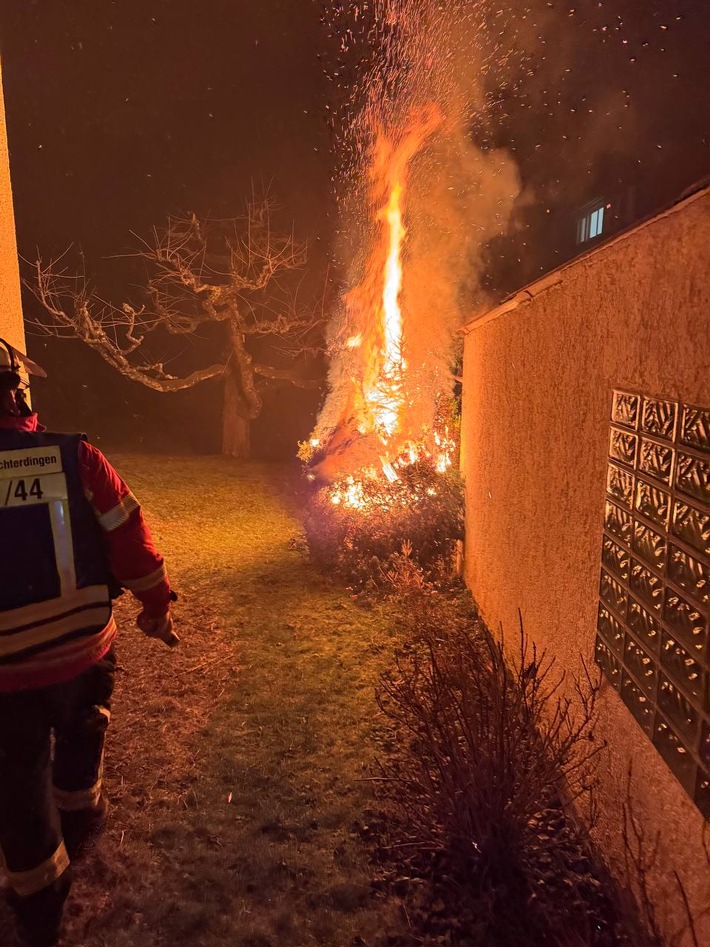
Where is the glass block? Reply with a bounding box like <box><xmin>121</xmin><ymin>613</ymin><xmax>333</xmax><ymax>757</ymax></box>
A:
<box><xmin>660</xmin><ymin>631</ymin><xmax>704</xmax><ymax>702</ymax></box>
<box><xmin>694</xmin><ymin>769</ymin><xmax>710</xmax><ymax>820</ymax></box>
<box><xmin>607</xmin><ymin>463</ymin><xmax>635</xmax><ymax>510</ymax></box>
<box><xmin>641</xmin><ymin>398</ymin><xmax>677</xmax><ymax>441</ymax></box>
<box><xmin>635</xmin><ymin>478</ymin><xmax>670</xmax><ymax>530</ymax></box>
<box><xmin>638</xmin><ymin>438</ymin><xmax>674</xmax><ymax>485</ymax></box>
<box><xmin>594</xmin><ymin>635</ymin><xmax>622</xmax><ymax>690</ymax></box>
<box><xmin>700</xmin><ymin>719</ymin><xmax>710</xmax><ymax>770</ymax></box>
<box><xmin>675</xmin><ymin>452</ymin><xmax>710</xmax><ymax>506</ymax></box>
<box><xmin>624</xmin><ymin>635</ymin><xmax>657</xmax><ymax>697</ymax></box>
<box><xmin>600</xmin><ymin>570</ymin><xmax>627</xmax><ymax>619</ymax></box>
<box><xmin>652</xmin><ymin>716</ymin><xmax>696</xmax><ymax>794</ymax></box>
<box><xmin>602</xmin><ymin>535</ymin><xmax>630</xmax><ymax>581</ymax></box>
<box><xmin>628</xmin><ymin>598</ymin><xmax>661</xmax><ymax>654</ymax></box>
<box><xmin>663</xmin><ymin>589</ymin><xmax>708</xmax><ymax>656</ymax></box>
<box><xmin>597</xmin><ymin>603</ymin><xmax>625</xmax><ymax>656</ymax></box>
<box><xmin>612</xmin><ymin>391</ymin><xmax>639</xmax><ymax>430</ymax></box>
<box><xmin>629</xmin><ymin>559</ymin><xmax>663</xmax><ymax>613</ymax></box>
<box><xmin>657</xmin><ymin>673</ymin><xmax>700</xmax><ymax>744</ymax></box>
<box><xmin>601</xmin><ymin>394</ymin><xmax>710</xmax><ymax>814</ymax></box>
<box><xmin>605</xmin><ymin>500</ymin><xmax>633</xmax><ymax>545</ymax></box>
<box><xmin>671</xmin><ymin>501</ymin><xmax>710</xmax><ymax>559</ymax></box>
<box><xmin>680</xmin><ymin>404</ymin><xmax>710</xmax><ymax>452</ymax></box>
<box><xmin>632</xmin><ymin>521</ymin><xmax>666</xmax><ymax>573</ymax></box>
<box><xmin>620</xmin><ymin>672</ymin><xmax>654</xmax><ymax>735</ymax></box>
<box><xmin>668</xmin><ymin>544</ymin><xmax>709</xmax><ymax>607</ymax></box>
<box><xmin>609</xmin><ymin>428</ymin><xmax>638</xmax><ymax>468</ymax></box>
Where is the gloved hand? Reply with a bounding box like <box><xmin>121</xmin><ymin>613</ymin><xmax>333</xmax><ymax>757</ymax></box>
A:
<box><xmin>137</xmin><ymin>609</ymin><xmax>179</xmax><ymax>648</ymax></box>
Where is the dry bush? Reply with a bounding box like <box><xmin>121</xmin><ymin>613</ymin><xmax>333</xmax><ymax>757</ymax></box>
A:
<box><xmin>303</xmin><ymin>460</ymin><xmax>464</xmax><ymax>588</ymax></box>
<box><xmin>373</xmin><ymin>585</ymin><xmax>621</xmax><ymax>945</ymax></box>
<box><xmin>377</xmin><ymin>599</ymin><xmax>601</xmax><ymax>879</ymax></box>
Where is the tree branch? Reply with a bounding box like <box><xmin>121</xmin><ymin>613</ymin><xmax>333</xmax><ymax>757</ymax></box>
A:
<box><xmin>28</xmin><ymin>196</ymin><xmax>324</xmax><ymax>410</ymax></box>
<box><xmin>253</xmin><ymin>364</ymin><xmax>322</xmax><ymax>389</ymax></box>
<box><xmin>29</xmin><ymin>259</ymin><xmax>226</xmax><ymax>391</ymax></box>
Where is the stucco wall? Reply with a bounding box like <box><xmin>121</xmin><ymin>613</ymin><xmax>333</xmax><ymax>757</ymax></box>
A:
<box><xmin>461</xmin><ymin>189</ymin><xmax>710</xmax><ymax>943</ymax></box>
<box><xmin>0</xmin><ymin>60</ymin><xmax>25</xmax><ymax>350</ymax></box>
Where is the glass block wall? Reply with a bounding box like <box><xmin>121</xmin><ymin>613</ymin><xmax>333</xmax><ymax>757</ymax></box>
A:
<box><xmin>595</xmin><ymin>391</ymin><xmax>709</xmax><ymax>818</ymax></box>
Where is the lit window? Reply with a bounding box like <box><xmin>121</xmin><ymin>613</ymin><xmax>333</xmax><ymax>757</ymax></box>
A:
<box><xmin>589</xmin><ymin>206</ymin><xmax>604</xmax><ymax>238</ymax></box>
<box><xmin>577</xmin><ymin>202</ymin><xmax>606</xmax><ymax>244</ymax></box>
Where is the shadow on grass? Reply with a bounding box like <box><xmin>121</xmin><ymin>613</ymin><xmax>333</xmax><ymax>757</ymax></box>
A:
<box><xmin>0</xmin><ymin>460</ymin><xmax>402</xmax><ymax>947</ymax></box>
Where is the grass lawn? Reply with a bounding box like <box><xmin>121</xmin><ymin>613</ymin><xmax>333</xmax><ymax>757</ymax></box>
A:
<box><xmin>0</xmin><ymin>455</ymin><xmax>405</xmax><ymax>947</ymax></box>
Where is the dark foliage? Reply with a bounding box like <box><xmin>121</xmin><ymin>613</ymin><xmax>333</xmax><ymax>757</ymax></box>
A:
<box><xmin>371</xmin><ymin>584</ymin><xmax>657</xmax><ymax>946</ymax></box>
<box><xmin>302</xmin><ymin>456</ymin><xmax>673</xmax><ymax>945</ymax></box>
<box><xmin>303</xmin><ymin>460</ymin><xmax>464</xmax><ymax>589</ymax></box>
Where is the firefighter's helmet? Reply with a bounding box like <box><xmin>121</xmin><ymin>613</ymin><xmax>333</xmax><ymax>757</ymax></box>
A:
<box><xmin>0</xmin><ymin>338</ymin><xmax>47</xmax><ymax>386</ymax></box>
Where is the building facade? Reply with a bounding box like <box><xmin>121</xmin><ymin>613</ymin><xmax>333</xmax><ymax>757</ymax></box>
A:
<box><xmin>461</xmin><ymin>186</ymin><xmax>710</xmax><ymax>944</ymax></box>
<box><xmin>0</xmin><ymin>59</ymin><xmax>25</xmax><ymax>351</ymax></box>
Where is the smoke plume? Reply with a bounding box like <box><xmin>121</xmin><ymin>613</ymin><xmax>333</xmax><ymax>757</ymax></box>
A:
<box><xmin>310</xmin><ymin>1</ymin><xmax>524</xmax><ymax>476</ymax></box>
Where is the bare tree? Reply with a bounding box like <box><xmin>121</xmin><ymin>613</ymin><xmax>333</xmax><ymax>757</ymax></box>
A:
<box><xmin>29</xmin><ymin>196</ymin><xmax>324</xmax><ymax>457</ymax></box>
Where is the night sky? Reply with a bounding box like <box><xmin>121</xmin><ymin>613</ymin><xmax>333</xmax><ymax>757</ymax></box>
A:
<box><xmin>0</xmin><ymin>1</ymin><xmax>708</xmax><ymax>454</ymax></box>
<box><xmin>479</xmin><ymin>0</ymin><xmax>710</xmax><ymax>292</ymax></box>
<box><xmin>1</xmin><ymin>1</ymin><xmax>334</xmax><ymax>454</ymax></box>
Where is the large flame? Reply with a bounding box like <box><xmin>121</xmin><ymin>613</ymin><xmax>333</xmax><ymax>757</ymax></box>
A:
<box><xmin>366</xmin><ymin>179</ymin><xmax>406</xmax><ymax>441</ymax></box>
<box><xmin>310</xmin><ymin>106</ymin><xmax>458</xmax><ymax>508</ymax></box>
<box><xmin>328</xmin><ymin>149</ymin><xmax>456</xmax><ymax>510</ymax></box>
<box><xmin>382</xmin><ymin>181</ymin><xmax>406</xmax><ymax>380</ymax></box>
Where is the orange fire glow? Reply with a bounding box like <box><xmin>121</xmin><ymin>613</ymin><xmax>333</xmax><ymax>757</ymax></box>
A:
<box><xmin>382</xmin><ymin>182</ymin><xmax>406</xmax><ymax>379</ymax></box>
<box><xmin>320</xmin><ymin>106</ymin><xmax>459</xmax><ymax>510</ymax></box>
<box><xmin>365</xmin><ymin>179</ymin><xmax>406</xmax><ymax>442</ymax></box>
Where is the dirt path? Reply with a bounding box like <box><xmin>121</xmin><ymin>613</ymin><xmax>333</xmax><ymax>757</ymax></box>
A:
<box><xmin>1</xmin><ymin>456</ymin><xmax>404</xmax><ymax>947</ymax></box>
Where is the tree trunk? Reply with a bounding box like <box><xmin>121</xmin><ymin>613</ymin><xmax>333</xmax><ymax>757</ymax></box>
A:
<box><xmin>222</xmin><ymin>365</ymin><xmax>251</xmax><ymax>458</ymax></box>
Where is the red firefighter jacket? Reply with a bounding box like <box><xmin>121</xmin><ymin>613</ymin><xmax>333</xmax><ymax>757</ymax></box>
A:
<box><xmin>0</xmin><ymin>413</ymin><xmax>171</xmax><ymax>692</ymax></box>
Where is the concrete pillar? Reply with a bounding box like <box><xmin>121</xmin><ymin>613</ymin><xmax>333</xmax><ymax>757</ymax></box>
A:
<box><xmin>0</xmin><ymin>58</ymin><xmax>25</xmax><ymax>351</ymax></box>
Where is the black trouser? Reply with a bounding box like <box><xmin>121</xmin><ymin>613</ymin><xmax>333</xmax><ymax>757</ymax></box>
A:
<box><xmin>0</xmin><ymin>648</ymin><xmax>115</xmax><ymax>896</ymax></box>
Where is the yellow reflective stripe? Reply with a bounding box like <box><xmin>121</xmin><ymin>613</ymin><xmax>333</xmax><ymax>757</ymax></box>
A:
<box><xmin>54</xmin><ymin>782</ymin><xmax>102</xmax><ymax>812</ymax></box>
<box><xmin>120</xmin><ymin>563</ymin><xmax>167</xmax><ymax>593</ymax></box>
<box><xmin>0</xmin><ymin>585</ymin><xmax>110</xmax><ymax>634</ymax></box>
<box><xmin>97</xmin><ymin>493</ymin><xmax>140</xmax><ymax>532</ymax></box>
<box><xmin>4</xmin><ymin>841</ymin><xmax>70</xmax><ymax>897</ymax></box>
<box><xmin>0</xmin><ymin>619</ymin><xmax>117</xmax><ymax>676</ymax></box>
<box><xmin>0</xmin><ymin>606</ymin><xmax>112</xmax><ymax>658</ymax></box>
<box><xmin>48</xmin><ymin>497</ymin><xmax>77</xmax><ymax>596</ymax></box>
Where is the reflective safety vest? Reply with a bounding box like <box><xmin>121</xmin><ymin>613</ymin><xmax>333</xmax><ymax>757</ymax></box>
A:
<box><xmin>0</xmin><ymin>431</ymin><xmax>113</xmax><ymax>671</ymax></box>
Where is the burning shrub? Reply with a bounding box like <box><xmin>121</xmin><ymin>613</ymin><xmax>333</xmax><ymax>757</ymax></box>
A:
<box><xmin>303</xmin><ymin>459</ymin><xmax>464</xmax><ymax>588</ymax></box>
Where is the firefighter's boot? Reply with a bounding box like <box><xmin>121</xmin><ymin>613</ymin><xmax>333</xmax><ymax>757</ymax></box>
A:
<box><xmin>7</xmin><ymin>869</ymin><xmax>72</xmax><ymax>947</ymax></box>
<box><xmin>59</xmin><ymin>793</ymin><xmax>109</xmax><ymax>860</ymax></box>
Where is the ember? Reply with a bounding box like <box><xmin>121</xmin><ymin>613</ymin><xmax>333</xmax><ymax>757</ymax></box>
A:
<box><xmin>305</xmin><ymin>106</ymin><xmax>454</xmax><ymax>499</ymax></box>
<box><xmin>304</xmin><ymin>0</ymin><xmax>519</xmax><ymax>574</ymax></box>
<box><xmin>304</xmin><ymin>458</ymin><xmax>464</xmax><ymax>588</ymax></box>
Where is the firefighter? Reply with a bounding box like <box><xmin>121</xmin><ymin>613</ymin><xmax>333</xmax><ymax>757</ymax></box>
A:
<box><xmin>0</xmin><ymin>338</ymin><xmax>176</xmax><ymax>947</ymax></box>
